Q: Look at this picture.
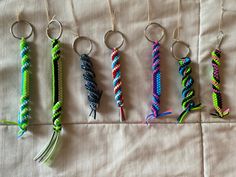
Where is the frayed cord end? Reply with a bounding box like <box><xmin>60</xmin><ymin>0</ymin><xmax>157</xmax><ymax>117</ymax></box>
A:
<box><xmin>145</xmin><ymin>110</ymin><xmax>172</xmax><ymax>125</ymax></box>
<box><xmin>34</xmin><ymin>131</ymin><xmax>60</xmax><ymax>164</ymax></box>
<box><xmin>177</xmin><ymin>103</ymin><xmax>202</xmax><ymax>123</ymax></box>
<box><xmin>119</xmin><ymin>106</ymin><xmax>126</xmax><ymax>122</ymax></box>
<box><xmin>210</xmin><ymin>108</ymin><xmax>230</xmax><ymax>119</ymax></box>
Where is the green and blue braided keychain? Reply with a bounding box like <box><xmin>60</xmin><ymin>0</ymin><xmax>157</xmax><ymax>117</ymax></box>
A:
<box><xmin>171</xmin><ymin>40</ymin><xmax>203</xmax><ymax>123</ymax></box>
<box><xmin>17</xmin><ymin>37</ymin><xmax>31</xmax><ymax>137</ymax></box>
<box><xmin>0</xmin><ymin>20</ymin><xmax>33</xmax><ymax>138</ymax></box>
<box><xmin>34</xmin><ymin>18</ymin><xmax>63</xmax><ymax>164</ymax></box>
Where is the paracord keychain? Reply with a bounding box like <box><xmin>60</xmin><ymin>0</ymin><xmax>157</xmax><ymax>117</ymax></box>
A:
<box><xmin>104</xmin><ymin>0</ymin><xmax>126</xmax><ymax>122</ymax></box>
<box><xmin>0</xmin><ymin>18</ymin><xmax>33</xmax><ymax>137</ymax></box>
<box><xmin>171</xmin><ymin>41</ymin><xmax>202</xmax><ymax>123</ymax></box>
<box><xmin>70</xmin><ymin>0</ymin><xmax>102</xmax><ymax>119</ymax></box>
<box><xmin>171</xmin><ymin>0</ymin><xmax>202</xmax><ymax>123</ymax></box>
<box><xmin>210</xmin><ymin>0</ymin><xmax>229</xmax><ymax>118</ymax></box>
<box><xmin>34</xmin><ymin>16</ymin><xmax>63</xmax><ymax>163</ymax></box>
<box><xmin>144</xmin><ymin>0</ymin><xmax>172</xmax><ymax>124</ymax></box>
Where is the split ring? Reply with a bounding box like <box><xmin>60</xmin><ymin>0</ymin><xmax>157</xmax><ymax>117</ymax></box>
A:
<box><xmin>104</xmin><ymin>30</ymin><xmax>125</xmax><ymax>50</ymax></box>
<box><xmin>171</xmin><ymin>40</ymin><xmax>191</xmax><ymax>60</ymax></box>
<box><xmin>144</xmin><ymin>22</ymin><xmax>165</xmax><ymax>43</ymax></box>
<box><xmin>46</xmin><ymin>19</ymin><xmax>63</xmax><ymax>40</ymax></box>
<box><xmin>72</xmin><ymin>36</ymin><xmax>93</xmax><ymax>56</ymax></box>
<box><xmin>10</xmin><ymin>20</ymin><xmax>33</xmax><ymax>40</ymax></box>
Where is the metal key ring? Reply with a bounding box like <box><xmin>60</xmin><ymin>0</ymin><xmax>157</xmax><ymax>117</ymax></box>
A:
<box><xmin>10</xmin><ymin>20</ymin><xmax>33</xmax><ymax>40</ymax></box>
<box><xmin>72</xmin><ymin>36</ymin><xmax>93</xmax><ymax>56</ymax></box>
<box><xmin>171</xmin><ymin>40</ymin><xmax>191</xmax><ymax>60</ymax></box>
<box><xmin>104</xmin><ymin>30</ymin><xmax>125</xmax><ymax>50</ymax></box>
<box><xmin>46</xmin><ymin>18</ymin><xmax>63</xmax><ymax>40</ymax></box>
<box><xmin>144</xmin><ymin>22</ymin><xmax>165</xmax><ymax>43</ymax></box>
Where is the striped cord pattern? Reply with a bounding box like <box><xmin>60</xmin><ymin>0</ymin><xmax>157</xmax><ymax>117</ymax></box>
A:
<box><xmin>111</xmin><ymin>48</ymin><xmax>125</xmax><ymax>122</ymax></box>
<box><xmin>80</xmin><ymin>54</ymin><xmax>102</xmax><ymax>119</ymax></box>
<box><xmin>177</xmin><ymin>57</ymin><xmax>202</xmax><ymax>123</ymax></box>
<box><xmin>18</xmin><ymin>38</ymin><xmax>31</xmax><ymax>137</ymax></box>
<box><xmin>51</xmin><ymin>39</ymin><xmax>62</xmax><ymax>133</ymax></box>
<box><xmin>211</xmin><ymin>49</ymin><xmax>229</xmax><ymax>118</ymax></box>
<box><xmin>146</xmin><ymin>41</ymin><xmax>171</xmax><ymax>124</ymax></box>
<box><xmin>34</xmin><ymin>39</ymin><xmax>62</xmax><ymax>163</ymax></box>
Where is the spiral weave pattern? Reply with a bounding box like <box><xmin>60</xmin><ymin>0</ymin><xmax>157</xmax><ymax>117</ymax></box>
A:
<box><xmin>18</xmin><ymin>38</ymin><xmax>31</xmax><ymax>137</ymax></box>
<box><xmin>51</xmin><ymin>39</ymin><xmax>62</xmax><ymax>132</ymax></box>
<box><xmin>111</xmin><ymin>48</ymin><xmax>125</xmax><ymax>122</ymax></box>
<box><xmin>80</xmin><ymin>54</ymin><xmax>102</xmax><ymax>119</ymax></box>
<box><xmin>34</xmin><ymin>39</ymin><xmax>62</xmax><ymax>163</ymax></box>
<box><xmin>211</xmin><ymin>49</ymin><xmax>229</xmax><ymax>118</ymax></box>
<box><xmin>146</xmin><ymin>41</ymin><xmax>171</xmax><ymax>123</ymax></box>
<box><xmin>177</xmin><ymin>57</ymin><xmax>202</xmax><ymax>123</ymax></box>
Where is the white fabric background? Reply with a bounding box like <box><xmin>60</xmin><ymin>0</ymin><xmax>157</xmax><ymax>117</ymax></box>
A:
<box><xmin>0</xmin><ymin>0</ymin><xmax>236</xmax><ymax>176</ymax></box>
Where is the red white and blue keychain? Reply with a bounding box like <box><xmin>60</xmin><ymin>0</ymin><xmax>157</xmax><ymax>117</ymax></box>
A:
<box><xmin>104</xmin><ymin>0</ymin><xmax>126</xmax><ymax>122</ymax></box>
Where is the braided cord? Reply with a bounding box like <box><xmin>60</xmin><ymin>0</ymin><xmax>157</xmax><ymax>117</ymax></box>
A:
<box><xmin>17</xmin><ymin>38</ymin><xmax>31</xmax><ymax>137</ymax></box>
<box><xmin>0</xmin><ymin>38</ymin><xmax>33</xmax><ymax>137</ymax></box>
<box><xmin>111</xmin><ymin>48</ymin><xmax>125</xmax><ymax>122</ymax></box>
<box><xmin>146</xmin><ymin>41</ymin><xmax>171</xmax><ymax>123</ymax></box>
<box><xmin>0</xmin><ymin>38</ymin><xmax>32</xmax><ymax>136</ymax></box>
<box><xmin>0</xmin><ymin>38</ymin><xmax>31</xmax><ymax>136</ymax></box>
<box><xmin>52</xmin><ymin>39</ymin><xmax>62</xmax><ymax>133</ymax></box>
<box><xmin>34</xmin><ymin>39</ymin><xmax>62</xmax><ymax>163</ymax></box>
<box><xmin>211</xmin><ymin>49</ymin><xmax>229</xmax><ymax>118</ymax></box>
<box><xmin>80</xmin><ymin>54</ymin><xmax>102</xmax><ymax>119</ymax></box>
<box><xmin>177</xmin><ymin>57</ymin><xmax>202</xmax><ymax>123</ymax></box>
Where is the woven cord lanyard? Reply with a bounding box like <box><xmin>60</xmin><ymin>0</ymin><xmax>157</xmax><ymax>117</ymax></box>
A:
<box><xmin>144</xmin><ymin>0</ymin><xmax>172</xmax><ymax>123</ymax></box>
<box><xmin>171</xmin><ymin>0</ymin><xmax>202</xmax><ymax>123</ymax></box>
<box><xmin>145</xmin><ymin>41</ymin><xmax>172</xmax><ymax>124</ymax></box>
<box><xmin>80</xmin><ymin>54</ymin><xmax>102</xmax><ymax>119</ymax></box>
<box><xmin>70</xmin><ymin>0</ymin><xmax>102</xmax><ymax>119</ymax></box>
<box><xmin>105</xmin><ymin>0</ymin><xmax>126</xmax><ymax>122</ymax></box>
<box><xmin>210</xmin><ymin>49</ymin><xmax>229</xmax><ymax>118</ymax></box>
<box><xmin>18</xmin><ymin>38</ymin><xmax>31</xmax><ymax>137</ymax></box>
<box><xmin>0</xmin><ymin>19</ymin><xmax>33</xmax><ymax>138</ymax></box>
<box><xmin>34</xmin><ymin>38</ymin><xmax>62</xmax><ymax>163</ymax></box>
<box><xmin>210</xmin><ymin>0</ymin><xmax>229</xmax><ymax>118</ymax></box>
<box><xmin>34</xmin><ymin>0</ymin><xmax>63</xmax><ymax>163</ymax></box>
<box><xmin>111</xmin><ymin>48</ymin><xmax>125</xmax><ymax>121</ymax></box>
<box><xmin>177</xmin><ymin>57</ymin><xmax>202</xmax><ymax>123</ymax></box>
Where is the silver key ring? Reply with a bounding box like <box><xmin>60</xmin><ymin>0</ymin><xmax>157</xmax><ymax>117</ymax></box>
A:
<box><xmin>46</xmin><ymin>18</ymin><xmax>63</xmax><ymax>40</ymax></box>
<box><xmin>10</xmin><ymin>20</ymin><xmax>33</xmax><ymax>40</ymax></box>
<box><xmin>171</xmin><ymin>40</ymin><xmax>191</xmax><ymax>60</ymax></box>
<box><xmin>144</xmin><ymin>22</ymin><xmax>165</xmax><ymax>43</ymax></box>
<box><xmin>104</xmin><ymin>30</ymin><xmax>125</xmax><ymax>50</ymax></box>
<box><xmin>72</xmin><ymin>36</ymin><xmax>93</xmax><ymax>56</ymax></box>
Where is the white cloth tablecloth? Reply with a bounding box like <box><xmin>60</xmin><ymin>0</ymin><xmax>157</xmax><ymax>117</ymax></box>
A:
<box><xmin>0</xmin><ymin>0</ymin><xmax>236</xmax><ymax>176</ymax></box>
